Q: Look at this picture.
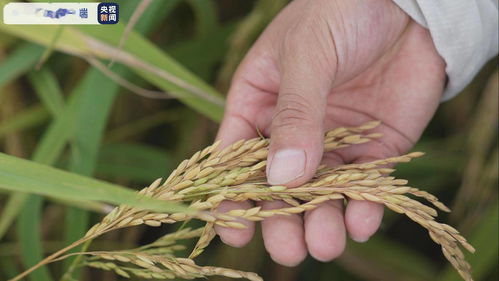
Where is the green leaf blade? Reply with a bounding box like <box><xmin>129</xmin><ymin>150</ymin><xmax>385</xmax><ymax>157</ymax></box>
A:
<box><xmin>0</xmin><ymin>152</ymin><xmax>189</xmax><ymax>213</ymax></box>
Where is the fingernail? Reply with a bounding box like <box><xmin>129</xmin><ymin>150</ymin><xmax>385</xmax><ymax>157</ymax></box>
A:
<box><xmin>268</xmin><ymin>149</ymin><xmax>306</xmax><ymax>185</ymax></box>
<box><xmin>351</xmin><ymin>236</ymin><xmax>369</xmax><ymax>243</ymax></box>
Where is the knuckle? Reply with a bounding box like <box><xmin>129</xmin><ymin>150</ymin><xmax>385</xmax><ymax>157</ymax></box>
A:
<box><xmin>272</xmin><ymin>93</ymin><xmax>318</xmax><ymax>130</ymax></box>
<box><xmin>278</xmin><ymin>16</ymin><xmax>338</xmax><ymax>81</ymax></box>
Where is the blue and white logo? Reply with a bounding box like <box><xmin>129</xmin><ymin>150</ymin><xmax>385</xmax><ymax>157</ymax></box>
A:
<box><xmin>3</xmin><ymin>2</ymin><xmax>120</xmax><ymax>25</ymax></box>
<box><xmin>97</xmin><ymin>2</ymin><xmax>118</xmax><ymax>24</ymax></box>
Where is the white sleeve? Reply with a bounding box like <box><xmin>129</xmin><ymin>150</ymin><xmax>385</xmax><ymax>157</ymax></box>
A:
<box><xmin>393</xmin><ymin>0</ymin><xmax>498</xmax><ymax>101</ymax></box>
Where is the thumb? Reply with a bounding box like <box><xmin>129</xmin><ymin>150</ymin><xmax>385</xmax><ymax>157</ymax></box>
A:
<box><xmin>267</xmin><ymin>63</ymin><xmax>332</xmax><ymax>187</ymax></box>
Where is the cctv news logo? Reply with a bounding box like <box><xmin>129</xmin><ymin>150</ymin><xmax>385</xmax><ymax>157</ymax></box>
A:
<box><xmin>3</xmin><ymin>2</ymin><xmax>119</xmax><ymax>25</ymax></box>
<box><xmin>97</xmin><ymin>2</ymin><xmax>118</xmax><ymax>24</ymax></box>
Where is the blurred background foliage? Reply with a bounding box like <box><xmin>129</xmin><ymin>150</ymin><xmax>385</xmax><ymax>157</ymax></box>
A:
<box><xmin>0</xmin><ymin>1</ymin><xmax>497</xmax><ymax>281</ymax></box>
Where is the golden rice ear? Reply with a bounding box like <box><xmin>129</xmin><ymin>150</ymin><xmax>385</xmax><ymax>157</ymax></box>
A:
<box><xmin>11</xmin><ymin>121</ymin><xmax>473</xmax><ymax>281</ymax></box>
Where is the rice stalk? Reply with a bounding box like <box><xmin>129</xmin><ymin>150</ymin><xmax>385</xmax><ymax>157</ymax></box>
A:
<box><xmin>10</xmin><ymin>121</ymin><xmax>475</xmax><ymax>281</ymax></box>
<box><xmin>82</xmin><ymin>253</ymin><xmax>262</xmax><ymax>281</ymax></box>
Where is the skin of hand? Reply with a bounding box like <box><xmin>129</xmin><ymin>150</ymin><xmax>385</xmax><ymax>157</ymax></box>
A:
<box><xmin>215</xmin><ymin>0</ymin><xmax>446</xmax><ymax>266</ymax></box>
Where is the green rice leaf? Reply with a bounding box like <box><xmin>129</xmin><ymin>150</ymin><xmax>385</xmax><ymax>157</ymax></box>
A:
<box><xmin>17</xmin><ymin>195</ymin><xmax>51</xmax><ymax>281</ymax></box>
<box><xmin>28</xmin><ymin>67</ymin><xmax>65</xmax><ymax>117</ymax></box>
<box><xmin>0</xmin><ymin>43</ymin><xmax>43</xmax><ymax>89</ymax></box>
<box><xmin>0</xmin><ymin>0</ymin><xmax>225</xmax><ymax>121</ymax></box>
<box><xmin>0</xmin><ymin>104</ymin><xmax>49</xmax><ymax>138</ymax></box>
<box><xmin>0</xmin><ymin>152</ymin><xmax>189</xmax><ymax>213</ymax></box>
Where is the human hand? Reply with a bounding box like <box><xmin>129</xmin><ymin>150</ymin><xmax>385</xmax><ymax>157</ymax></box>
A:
<box><xmin>215</xmin><ymin>0</ymin><xmax>446</xmax><ymax>266</ymax></box>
